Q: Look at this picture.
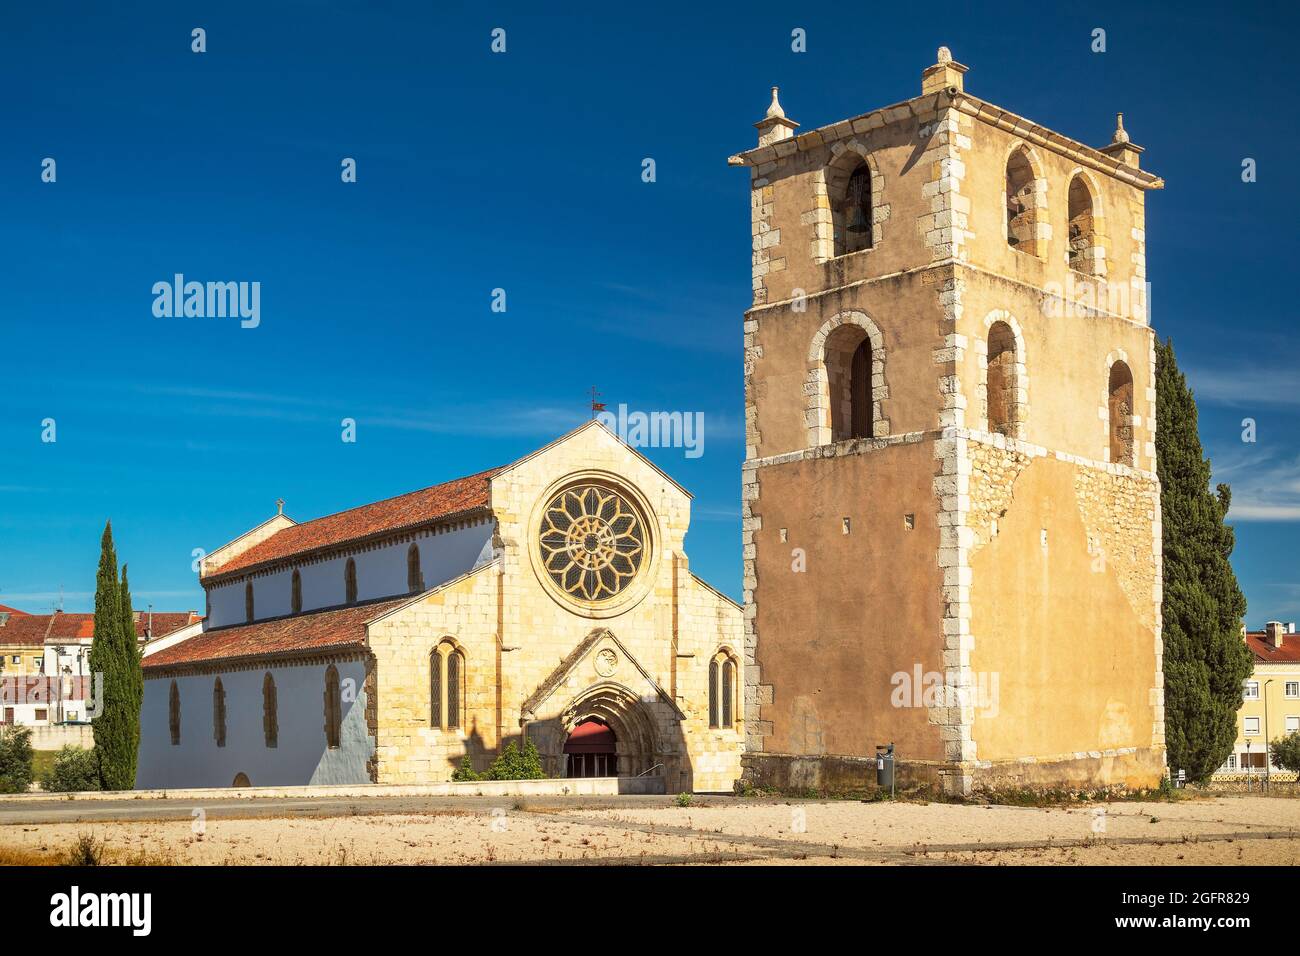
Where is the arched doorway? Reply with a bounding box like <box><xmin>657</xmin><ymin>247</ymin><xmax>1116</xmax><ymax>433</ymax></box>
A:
<box><xmin>564</xmin><ymin>718</ymin><xmax>618</xmax><ymax>778</ymax></box>
<box><xmin>232</xmin><ymin>772</ymin><xmax>251</xmax><ymax>787</ymax></box>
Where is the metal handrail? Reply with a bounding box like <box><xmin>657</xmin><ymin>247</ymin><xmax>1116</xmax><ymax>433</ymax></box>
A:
<box><xmin>637</xmin><ymin>763</ymin><xmax>665</xmax><ymax>777</ymax></box>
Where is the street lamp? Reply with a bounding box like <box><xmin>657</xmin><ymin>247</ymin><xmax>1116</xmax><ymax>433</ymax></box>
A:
<box><xmin>1265</xmin><ymin>679</ymin><xmax>1274</xmax><ymax>790</ymax></box>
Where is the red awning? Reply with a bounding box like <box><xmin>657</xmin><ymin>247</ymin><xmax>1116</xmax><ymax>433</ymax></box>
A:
<box><xmin>564</xmin><ymin>719</ymin><xmax>616</xmax><ymax>753</ymax></box>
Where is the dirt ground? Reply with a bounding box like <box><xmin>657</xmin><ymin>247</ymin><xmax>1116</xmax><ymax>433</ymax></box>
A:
<box><xmin>3</xmin><ymin>793</ymin><xmax>1298</xmax><ymax>866</ymax></box>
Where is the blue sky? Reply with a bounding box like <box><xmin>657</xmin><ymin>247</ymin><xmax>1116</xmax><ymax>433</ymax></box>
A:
<box><xmin>1</xmin><ymin>1</ymin><xmax>1297</xmax><ymax>624</ymax></box>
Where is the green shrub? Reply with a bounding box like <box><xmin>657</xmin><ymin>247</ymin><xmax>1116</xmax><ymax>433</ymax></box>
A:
<box><xmin>63</xmin><ymin>833</ymin><xmax>104</xmax><ymax>866</ymax></box>
<box><xmin>1271</xmin><ymin>731</ymin><xmax>1300</xmax><ymax>776</ymax></box>
<box><xmin>40</xmin><ymin>746</ymin><xmax>101</xmax><ymax>793</ymax></box>
<box><xmin>0</xmin><ymin>726</ymin><xmax>34</xmax><ymax>794</ymax></box>
<box><xmin>484</xmin><ymin>739</ymin><xmax>546</xmax><ymax>781</ymax></box>
<box><xmin>675</xmin><ymin>792</ymin><xmax>694</xmax><ymax>807</ymax></box>
<box><xmin>451</xmin><ymin>756</ymin><xmax>480</xmax><ymax>782</ymax></box>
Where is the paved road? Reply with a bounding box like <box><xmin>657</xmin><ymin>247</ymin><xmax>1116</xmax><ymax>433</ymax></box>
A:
<box><xmin>0</xmin><ymin>793</ymin><xmax>738</xmax><ymax>825</ymax></box>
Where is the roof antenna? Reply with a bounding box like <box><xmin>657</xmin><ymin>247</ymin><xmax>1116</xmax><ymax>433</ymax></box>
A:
<box><xmin>58</xmin><ymin>583</ymin><xmax>64</xmax><ymax>612</ymax></box>
<box><xmin>589</xmin><ymin>386</ymin><xmax>606</xmax><ymax>420</ymax></box>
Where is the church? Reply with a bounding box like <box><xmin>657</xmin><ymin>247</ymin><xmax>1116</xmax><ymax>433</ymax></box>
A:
<box><xmin>136</xmin><ymin>423</ymin><xmax>744</xmax><ymax>793</ymax></box>
<box><xmin>140</xmin><ymin>48</ymin><xmax>1168</xmax><ymax>796</ymax></box>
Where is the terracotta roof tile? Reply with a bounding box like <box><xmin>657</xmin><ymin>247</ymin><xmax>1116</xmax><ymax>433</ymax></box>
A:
<box><xmin>142</xmin><ymin>599</ymin><xmax>407</xmax><ymax>670</ymax></box>
<box><xmin>210</xmin><ymin>466</ymin><xmax>503</xmax><ymax>579</ymax></box>
<box><xmin>1246</xmin><ymin>632</ymin><xmax>1300</xmax><ymax>664</ymax></box>
<box><xmin>0</xmin><ymin>605</ymin><xmax>28</xmax><ymax>616</ymax></box>
<box><xmin>0</xmin><ymin>614</ymin><xmax>53</xmax><ymax>647</ymax></box>
<box><xmin>0</xmin><ymin>611</ymin><xmax>199</xmax><ymax>647</ymax></box>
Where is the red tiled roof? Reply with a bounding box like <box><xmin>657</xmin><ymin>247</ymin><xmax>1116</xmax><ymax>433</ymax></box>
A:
<box><xmin>0</xmin><ymin>611</ymin><xmax>199</xmax><ymax>647</ymax></box>
<box><xmin>0</xmin><ymin>605</ymin><xmax>27</xmax><ymax>616</ymax></box>
<box><xmin>0</xmin><ymin>613</ymin><xmax>53</xmax><ymax>647</ymax></box>
<box><xmin>1245</xmin><ymin>631</ymin><xmax>1300</xmax><ymax>663</ymax></box>
<box><xmin>209</xmin><ymin>466</ymin><xmax>504</xmax><ymax>579</ymax></box>
<box><xmin>142</xmin><ymin>598</ymin><xmax>408</xmax><ymax>670</ymax></box>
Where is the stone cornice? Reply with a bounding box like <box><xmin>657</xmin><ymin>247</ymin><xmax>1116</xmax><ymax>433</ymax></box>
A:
<box><xmin>728</xmin><ymin>90</ymin><xmax>1163</xmax><ymax>192</ymax></box>
<box><xmin>744</xmin><ymin>258</ymin><xmax>1154</xmax><ymax>328</ymax></box>
<box><xmin>143</xmin><ymin>646</ymin><xmax>371</xmax><ymax>680</ymax></box>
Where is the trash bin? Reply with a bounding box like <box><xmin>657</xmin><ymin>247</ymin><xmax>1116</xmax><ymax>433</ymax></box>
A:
<box><xmin>876</xmin><ymin>742</ymin><xmax>895</xmax><ymax>792</ymax></box>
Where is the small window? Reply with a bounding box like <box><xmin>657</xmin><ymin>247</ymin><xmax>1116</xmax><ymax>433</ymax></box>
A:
<box><xmin>708</xmin><ymin>659</ymin><xmax>719</xmax><ymax>728</ymax></box>
<box><xmin>1287</xmin><ymin>716</ymin><xmax>1300</xmax><ymax>734</ymax></box>
<box><xmin>430</xmin><ymin>641</ymin><xmax>465</xmax><ymax>731</ymax></box>
<box><xmin>1244</xmin><ymin>716</ymin><xmax>1260</xmax><ymax>736</ymax></box>
<box><xmin>263</xmin><ymin>672</ymin><xmax>278</xmax><ymax>748</ymax></box>
<box><xmin>985</xmin><ymin>321</ymin><xmax>1019</xmax><ymax>437</ymax></box>
<box><xmin>344</xmin><ymin>558</ymin><xmax>358</xmax><ymax>605</ymax></box>
<box><xmin>244</xmin><ymin>579</ymin><xmax>255</xmax><ymax>624</ymax></box>
<box><xmin>324</xmin><ymin>664</ymin><xmax>342</xmax><ymax>748</ymax></box>
<box><xmin>1227</xmin><ymin>754</ymin><xmax>1237</xmax><ymax>771</ymax></box>
<box><xmin>1067</xmin><ymin>175</ymin><xmax>1099</xmax><ymax>275</ymax></box>
<box><xmin>823</xmin><ymin>324</ymin><xmax>874</xmax><ymax>443</ymax></box>
<box><xmin>34</xmin><ymin>709</ymin><xmax>47</xmax><ymax>722</ymax></box>
<box><xmin>1005</xmin><ymin>148</ymin><xmax>1042</xmax><ymax>257</ymax></box>
<box><xmin>213</xmin><ymin>677</ymin><xmax>227</xmax><ymax>747</ymax></box>
<box><xmin>1244</xmin><ymin>681</ymin><xmax>1260</xmax><ymax>701</ymax></box>
<box><xmin>722</xmin><ymin>659</ymin><xmax>734</xmax><ymax>728</ymax></box>
<box><xmin>291</xmin><ymin>570</ymin><xmax>302</xmax><ymax>614</ymax></box>
<box><xmin>1108</xmin><ymin>361</ymin><xmax>1135</xmax><ymax>466</ymax></box>
<box><xmin>832</xmin><ymin>162</ymin><xmax>874</xmax><ymax>257</ymax></box>
<box><xmin>1286</xmin><ymin>682</ymin><xmax>1299</xmax><ymax>699</ymax></box>
<box><xmin>407</xmin><ymin>543</ymin><xmax>424</xmax><ymax>593</ymax></box>
<box><xmin>708</xmin><ymin>650</ymin><xmax>737</xmax><ymax>729</ymax></box>
<box><xmin>169</xmin><ymin>680</ymin><xmax>181</xmax><ymax>745</ymax></box>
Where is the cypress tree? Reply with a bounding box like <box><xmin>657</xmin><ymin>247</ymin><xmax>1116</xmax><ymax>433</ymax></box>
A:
<box><xmin>88</xmin><ymin>522</ymin><xmax>140</xmax><ymax>790</ymax></box>
<box><xmin>118</xmin><ymin>563</ymin><xmax>143</xmax><ymax>784</ymax></box>
<box><xmin>1156</xmin><ymin>338</ymin><xmax>1252</xmax><ymax>782</ymax></box>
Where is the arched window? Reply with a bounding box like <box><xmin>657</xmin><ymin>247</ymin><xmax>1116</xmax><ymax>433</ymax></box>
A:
<box><xmin>430</xmin><ymin>640</ymin><xmax>464</xmax><ymax>731</ymax></box>
<box><xmin>708</xmin><ymin>659</ymin><xmax>719</xmax><ymax>728</ymax></box>
<box><xmin>1067</xmin><ymin>175</ymin><xmax>1098</xmax><ymax>274</ymax></box>
<box><xmin>168</xmin><ymin>680</ymin><xmax>180</xmax><ymax>745</ymax></box>
<box><xmin>709</xmin><ymin>650</ymin><xmax>737</xmax><ymax>729</ymax></box>
<box><xmin>407</xmin><ymin>543</ymin><xmax>423</xmax><ymax>593</ymax></box>
<box><xmin>344</xmin><ymin>558</ymin><xmax>357</xmax><ymax>605</ymax></box>
<box><xmin>1108</xmin><ymin>361</ymin><xmax>1135</xmax><ymax>466</ymax></box>
<box><xmin>323</xmin><ymin>664</ymin><xmax>342</xmax><ymax>749</ymax></box>
<box><xmin>832</xmin><ymin>162</ymin><xmax>874</xmax><ymax>257</ymax></box>
<box><xmin>985</xmin><ymin>321</ymin><xmax>1019</xmax><ymax>436</ymax></box>
<box><xmin>244</xmin><ymin>580</ymin><xmax>254</xmax><ymax>623</ymax></box>
<box><xmin>213</xmin><ymin>677</ymin><xmax>226</xmax><ymax>748</ymax></box>
<box><xmin>291</xmin><ymin>569</ymin><xmax>302</xmax><ymax>614</ymax></box>
<box><xmin>263</xmin><ymin>672</ymin><xmax>278</xmax><ymax>748</ymax></box>
<box><xmin>722</xmin><ymin>658</ymin><xmax>735</xmax><ymax>728</ymax></box>
<box><xmin>1006</xmin><ymin>148</ymin><xmax>1041</xmax><ymax>256</ymax></box>
<box><xmin>824</xmin><ymin>324</ymin><xmax>874</xmax><ymax>442</ymax></box>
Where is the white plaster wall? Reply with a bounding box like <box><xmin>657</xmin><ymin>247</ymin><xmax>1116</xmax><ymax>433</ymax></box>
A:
<box><xmin>134</xmin><ymin>658</ymin><xmax>371</xmax><ymax>789</ymax></box>
<box><xmin>205</xmin><ymin>520</ymin><xmax>495</xmax><ymax>628</ymax></box>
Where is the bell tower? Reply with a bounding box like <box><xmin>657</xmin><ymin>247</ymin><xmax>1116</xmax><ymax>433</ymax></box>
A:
<box><xmin>731</xmin><ymin>50</ymin><xmax>1167</xmax><ymax>794</ymax></box>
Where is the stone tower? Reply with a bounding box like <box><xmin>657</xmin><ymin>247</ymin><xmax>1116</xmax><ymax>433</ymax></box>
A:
<box><xmin>731</xmin><ymin>50</ymin><xmax>1166</xmax><ymax>794</ymax></box>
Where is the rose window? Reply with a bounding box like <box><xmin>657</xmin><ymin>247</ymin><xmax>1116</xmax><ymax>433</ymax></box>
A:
<box><xmin>539</xmin><ymin>485</ymin><xmax>646</xmax><ymax>602</ymax></box>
